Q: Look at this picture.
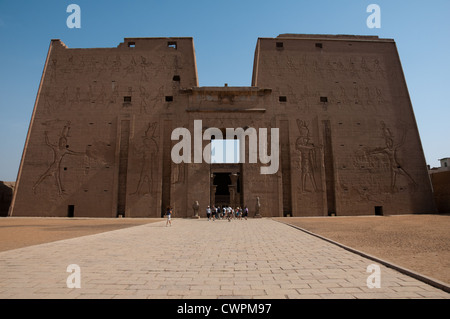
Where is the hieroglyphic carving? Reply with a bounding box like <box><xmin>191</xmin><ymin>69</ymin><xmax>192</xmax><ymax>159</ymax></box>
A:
<box><xmin>360</xmin><ymin>57</ymin><xmax>373</xmax><ymax>79</ymax></box>
<box><xmin>375</xmin><ymin>87</ymin><xmax>386</xmax><ymax>105</ymax></box>
<box><xmin>41</xmin><ymin>89</ymin><xmax>54</xmax><ymax>114</ymax></box>
<box><xmin>364</xmin><ymin>87</ymin><xmax>374</xmax><ymax>106</ymax></box>
<box><xmin>96</xmin><ymin>84</ymin><xmax>107</xmax><ymax>105</ymax></box>
<box><xmin>33</xmin><ymin>121</ymin><xmax>85</xmax><ymax>195</ymax></box>
<box><xmin>124</xmin><ymin>56</ymin><xmax>137</xmax><ymax>77</ymax></box>
<box><xmin>347</xmin><ymin>57</ymin><xmax>361</xmax><ymax>79</ymax></box>
<box><xmin>109</xmin><ymin>83</ymin><xmax>119</xmax><ymax>105</ymax></box>
<box><xmin>373</xmin><ymin>58</ymin><xmax>386</xmax><ymax>79</ymax></box>
<box><xmin>70</xmin><ymin>87</ymin><xmax>81</xmax><ymax>108</ymax></box>
<box><xmin>131</xmin><ymin>122</ymin><xmax>159</xmax><ymax>195</ymax></box>
<box><xmin>311</xmin><ymin>59</ymin><xmax>324</xmax><ymax>79</ymax></box>
<box><xmin>48</xmin><ymin>58</ymin><xmax>57</xmax><ymax>82</ymax></box>
<box><xmin>93</xmin><ymin>56</ymin><xmax>108</xmax><ymax>78</ymax></box>
<box><xmin>338</xmin><ymin>86</ymin><xmax>351</xmax><ymax>105</ymax></box>
<box><xmin>87</xmin><ymin>85</ymin><xmax>95</xmax><ymax>104</ymax></box>
<box><xmin>111</xmin><ymin>55</ymin><xmax>122</xmax><ymax>75</ymax></box>
<box><xmin>324</xmin><ymin>58</ymin><xmax>336</xmax><ymax>78</ymax></box>
<box><xmin>62</xmin><ymin>55</ymin><xmax>74</xmax><ymax>74</ymax></box>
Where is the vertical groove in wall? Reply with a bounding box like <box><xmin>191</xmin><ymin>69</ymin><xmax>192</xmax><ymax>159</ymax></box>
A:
<box><xmin>322</xmin><ymin>120</ymin><xmax>336</xmax><ymax>215</ymax></box>
<box><xmin>117</xmin><ymin>120</ymin><xmax>130</xmax><ymax>216</ymax></box>
<box><xmin>280</xmin><ymin>120</ymin><xmax>292</xmax><ymax>215</ymax></box>
<box><xmin>161</xmin><ymin>120</ymin><xmax>172</xmax><ymax>217</ymax></box>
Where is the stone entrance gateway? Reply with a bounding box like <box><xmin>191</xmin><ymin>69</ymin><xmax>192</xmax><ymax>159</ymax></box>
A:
<box><xmin>211</xmin><ymin>164</ymin><xmax>242</xmax><ymax>208</ymax></box>
<box><xmin>9</xmin><ymin>34</ymin><xmax>436</xmax><ymax>218</ymax></box>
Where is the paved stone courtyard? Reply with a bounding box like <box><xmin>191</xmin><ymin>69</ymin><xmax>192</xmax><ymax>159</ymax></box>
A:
<box><xmin>0</xmin><ymin>218</ymin><xmax>448</xmax><ymax>299</ymax></box>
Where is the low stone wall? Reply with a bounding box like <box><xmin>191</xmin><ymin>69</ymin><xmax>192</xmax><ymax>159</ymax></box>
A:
<box><xmin>430</xmin><ymin>171</ymin><xmax>450</xmax><ymax>214</ymax></box>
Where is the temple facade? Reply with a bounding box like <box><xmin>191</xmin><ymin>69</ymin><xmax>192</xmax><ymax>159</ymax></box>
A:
<box><xmin>9</xmin><ymin>34</ymin><xmax>436</xmax><ymax>217</ymax></box>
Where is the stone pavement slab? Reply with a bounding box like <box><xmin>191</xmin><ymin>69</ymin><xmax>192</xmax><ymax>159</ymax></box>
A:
<box><xmin>0</xmin><ymin>218</ymin><xmax>448</xmax><ymax>299</ymax></box>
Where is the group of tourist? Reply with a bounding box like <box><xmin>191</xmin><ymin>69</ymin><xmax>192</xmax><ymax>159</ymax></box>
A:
<box><xmin>165</xmin><ymin>205</ymin><xmax>250</xmax><ymax>226</ymax></box>
<box><xmin>206</xmin><ymin>205</ymin><xmax>248</xmax><ymax>221</ymax></box>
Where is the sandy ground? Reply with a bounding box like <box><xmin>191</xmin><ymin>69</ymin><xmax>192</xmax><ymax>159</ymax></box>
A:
<box><xmin>273</xmin><ymin>214</ymin><xmax>450</xmax><ymax>285</ymax></box>
<box><xmin>0</xmin><ymin>215</ymin><xmax>448</xmax><ymax>285</ymax></box>
<box><xmin>0</xmin><ymin>217</ymin><xmax>161</xmax><ymax>252</ymax></box>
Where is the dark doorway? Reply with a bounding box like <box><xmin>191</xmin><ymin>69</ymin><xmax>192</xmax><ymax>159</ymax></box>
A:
<box><xmin>375</xmin><ymin>206</ymin><xmax>383</xmax><ymax>216</ymax></box>
<box><xmin>68</xmin><ymin>205</ymin><xmax>75</xmax><ymax>218</ymax></box>
<box><xmin>213</xmin><ymin>173</ymin><xmax>231</xmax><ymax>206</ymax></box>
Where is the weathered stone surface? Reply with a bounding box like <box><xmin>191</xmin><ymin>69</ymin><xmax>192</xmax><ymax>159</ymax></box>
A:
<box><xmin>10</xmin><ymin>35</ymin><xmax>435</xmax><ymax>217</ymax></box>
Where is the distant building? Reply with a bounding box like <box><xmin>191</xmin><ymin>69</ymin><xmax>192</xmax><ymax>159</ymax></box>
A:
<box><xmin>10</xmin><ymin>34</ymin><xmax>436</xmax><ymax>217</ymax></box>
<box><xmin>429</xmin><ymin>158</ymin><xmax>450</xmax><ymax>214</ymax></box>
<box><xmin>428</xmin><ymin>158</ymin><xmax>450</xmax><ymax>174</ymax></box>
<box><xmin>0</xmin><ymin>182</ymin><xmax>14</xmax><ymax>217</ymax></box>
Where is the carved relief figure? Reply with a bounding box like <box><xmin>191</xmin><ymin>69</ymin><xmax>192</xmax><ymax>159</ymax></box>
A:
<box><xmin>148</xmin><ymin>85</ymin><xmax>165</xmax><ymax>109</ymax></box>
<box><xmin>365</xmin><ymin>122</ymin><xmax>417</xmax><ymax>192</ymax></box>
<box><xmin>295</xmin><ymin>120</ymin><xmax>320</xmax><ymax>192</ymax></box>
<box><xmin>33</xmin><ymin>122</ymin><xmax>84</xmax><ymax>195</ymax></box>
<box><xmin>131</xmin><ymin>122</ymin><xmax>159</xmax><ymax>195</ymax></box>
<box><xmin>125</xmin><ymin>56</ymin><xmax>137</xmax><ymax>77</ymax></box>
<box><xmin>139</xmin><ymin>86</ymin><xmax>150</xmax><ymax>113</ymax></box>
<box><xmin>140</xmin><ymin>56</ymin><xmax>151</xmax><ymax>81</ymax></box>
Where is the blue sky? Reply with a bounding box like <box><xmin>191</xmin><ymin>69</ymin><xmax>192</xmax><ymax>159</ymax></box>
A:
<box><xmin>0</xmin><ymin>0</ymin><xmax>449</xmax><ymax>181</ymax></box>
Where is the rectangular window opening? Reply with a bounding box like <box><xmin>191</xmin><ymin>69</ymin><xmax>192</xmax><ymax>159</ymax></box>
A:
<box><xmin>173</xmin><ymin>75</ymin><xmax>181</xmax><ymax>82</ymax></box>
<box><xmin>128</xmin><ymin>42</ymin><xmax>135</xmax><ymax>48</ymax></box>
<box><xmin>165</xmin><ymin>96</ymin><xmax>173</xmax><ymax>102</ymax></box>
<box><xmin>123</xmin><ymin>96</ymin><xmax>132</xmax><ymax>103</ymax></box>
<box><xmin>315</xmin><ymin>43</ymin><xmax>323</xmax><ymax>48</ymax></box>
<box><xmin>279</xmin><ymin>96</ymin><xmax>287</xmax><ymax>102</ymax></box>
<box><xmin>167</xmin><ymin>41</ymin><xmax>177</xmax><ymax>49</ymax></box>
<box><xmin>276</xmin><ymin>42</ymin><xmax>284</xmax><ymax>49</ymax></box>
<box><xmin>320</xmin><ymin>96</ymin><xmax>328</xmax><ymax>103</ymax></box>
